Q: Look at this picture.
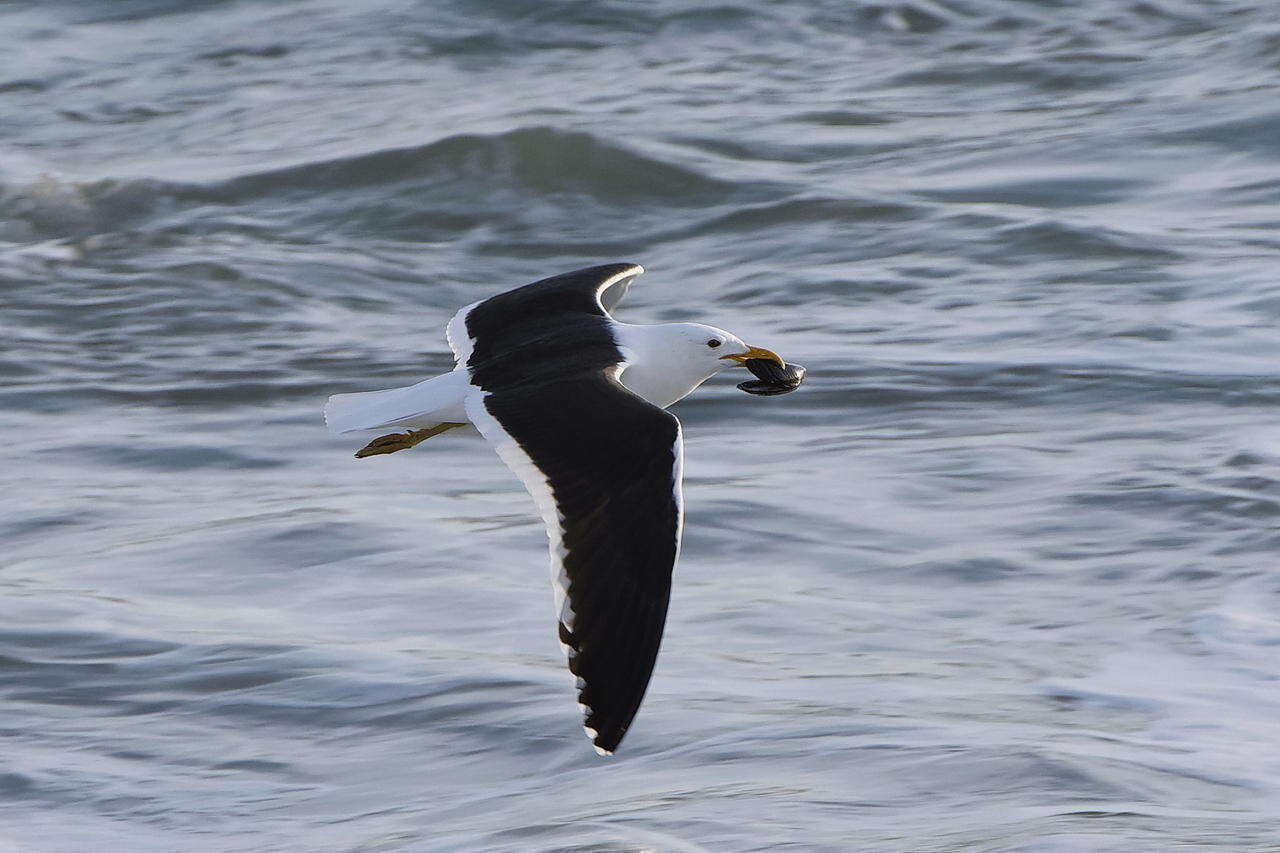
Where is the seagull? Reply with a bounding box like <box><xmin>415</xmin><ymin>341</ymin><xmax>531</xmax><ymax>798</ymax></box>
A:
<box><xmin>324</xmin><ymin>263</ymin><xmax>787</xmax><ymax>755</ymax></box>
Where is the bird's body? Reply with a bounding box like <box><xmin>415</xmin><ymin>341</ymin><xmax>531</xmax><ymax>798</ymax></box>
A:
<box><xmin>324</xmin><ymin>317</ymin><xmax>748</xmax><ymax>435</ymax></box>
<box><xmin>325</xmin><ymin>263</ymin><xmax>787</xmax><ymax>754</ymax></box>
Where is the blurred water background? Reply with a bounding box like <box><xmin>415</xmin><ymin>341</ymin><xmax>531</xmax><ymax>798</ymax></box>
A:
<box><xmin>4</xmin><ymin>1</ymin><xmax>1280</xmax><ymax>850</ymax></box>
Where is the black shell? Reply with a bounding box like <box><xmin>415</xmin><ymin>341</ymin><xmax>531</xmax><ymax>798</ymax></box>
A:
<box><xmin>737</xmin><ymin>358</ymin><xmax>805</xmax><ymax>396</ymax></box>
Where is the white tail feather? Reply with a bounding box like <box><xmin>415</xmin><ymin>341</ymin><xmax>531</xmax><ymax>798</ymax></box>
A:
<box><xmin>323</xmin><ymin>370</ymin><xmax>471</xmax><ymax>434</ymax></box>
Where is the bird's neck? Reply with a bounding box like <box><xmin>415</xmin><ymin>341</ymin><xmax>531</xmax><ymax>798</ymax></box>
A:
<box><xmin>611</xmin><ymin>323</ymin><xmax>716</xmax><ymax>409</ymax></box>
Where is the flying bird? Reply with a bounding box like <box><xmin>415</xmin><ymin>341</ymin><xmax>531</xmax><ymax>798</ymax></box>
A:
<box><xmin>324</xmin><ymin>263</ymin><xmax>793</xmax><ymax>754</ymax></box>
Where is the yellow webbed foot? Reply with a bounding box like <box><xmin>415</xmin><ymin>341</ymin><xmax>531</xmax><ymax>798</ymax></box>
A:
<box><xmin>354</xmin><ymin>423</ymin><xmax>466</xmax><ymax>458</ymax></box>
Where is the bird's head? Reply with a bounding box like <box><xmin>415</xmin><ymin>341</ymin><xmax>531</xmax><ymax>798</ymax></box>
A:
<box><xmin>675</xmin><ymin>323</ymin><xmax>786</xmax><ymax>375</ymax></box>
<box><xmin>613</xmin><ymin>322</ymin><xmax>790</xmax><ymax>409</ymax></box>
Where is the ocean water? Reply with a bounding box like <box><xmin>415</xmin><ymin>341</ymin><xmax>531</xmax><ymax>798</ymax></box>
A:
<box><xmin>4</xmin><ymin>0</ymin><xmax>1280</xmax><ymax>849</ymax></box>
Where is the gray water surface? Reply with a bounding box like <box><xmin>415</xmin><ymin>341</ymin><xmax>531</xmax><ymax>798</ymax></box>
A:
<box><xmin>3</xmin><ymin>1</ymin><xmax>1280</xmax><ymax>850</ymax></box>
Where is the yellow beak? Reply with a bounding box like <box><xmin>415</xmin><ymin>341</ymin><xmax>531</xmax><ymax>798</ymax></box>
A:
<box><xmin>719</xmin><ymin>344</ymin><xmax>785</xmax><ymax>368</ymax></box>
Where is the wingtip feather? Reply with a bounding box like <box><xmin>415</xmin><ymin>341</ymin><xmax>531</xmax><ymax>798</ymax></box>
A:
<box><xmin>585</xmin><ymin>726</ymin><xmax>614</xmax><ymax>756</ymax></box>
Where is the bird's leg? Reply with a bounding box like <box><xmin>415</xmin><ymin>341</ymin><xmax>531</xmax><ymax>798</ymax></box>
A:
<box><xmin>354</xmin><ymin>422</ymin><xmax>467</xmax><ymax>459</ymax></box>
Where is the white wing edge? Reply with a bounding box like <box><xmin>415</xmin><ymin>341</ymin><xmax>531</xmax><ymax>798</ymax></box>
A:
<box><xmin>445</xmin><ymin>298</ymin><xmax>483</xmax><ymax>366</ymax></box>
<box><xmin>595</xmin><ymin>263</ymin><xmax>644</xmax><ymax>315</ymax></box>
<box><xmin>462</xmin><ymin>389</ymin><xmax>608</xmax><ymax>753</ymax></box>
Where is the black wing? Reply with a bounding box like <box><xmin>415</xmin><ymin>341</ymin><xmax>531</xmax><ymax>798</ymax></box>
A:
<box><xmin>454</xmin><ymin>264</ymin><xmax>638</xmax><ymax>374</ymax></box>
<box><xmin>466</xmin><ymin>263</ymin><xmax>641</xmax><ymax>331</ymax></box>
<box><xmin>465</xmin><ymin>371</ymin><xmax>682</xmax><ymax>755</ymax></box>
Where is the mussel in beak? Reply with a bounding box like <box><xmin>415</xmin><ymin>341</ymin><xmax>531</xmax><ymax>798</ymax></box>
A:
<box><xmin>737</xmin><ymin>357</ymin><xmax>806</xmax><ymax>396</ymax></box>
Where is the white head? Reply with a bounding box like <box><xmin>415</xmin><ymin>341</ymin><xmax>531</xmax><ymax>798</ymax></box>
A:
<box><xmin>613</xmin><ymin>322</ymin><xmax>786</xmax><ymax>409</ymax></box>
<box><xmin>666</xmin><ymin>322</ymin><xmax>784</xmax><ymax>373</ymax></box>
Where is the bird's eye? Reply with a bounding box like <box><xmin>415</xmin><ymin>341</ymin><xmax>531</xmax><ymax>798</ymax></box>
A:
<box><xmin>707</xmin><ymin>339</ymin><xmax>721</xmax><ymax>348</ymax></box>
